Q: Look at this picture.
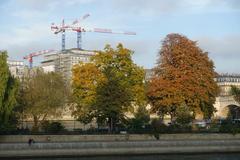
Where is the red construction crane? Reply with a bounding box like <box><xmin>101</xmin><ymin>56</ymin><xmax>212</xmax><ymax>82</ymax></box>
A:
<box><xmin>51</xmin><ymin>19</ymin><xmax>72</xmax><ymax>51</ymax></box>
<box><xmin>71</xmin><ymin>14</ymin><xmax>136</xmax><ymax>50</ymax></box>
<box><xmin>51</xmin><ymin>14</ymin><xmax>136</xmax><ymax>50</ymax></box>
<box><xmin>23</xmin><ymin>49</ymin><xmax>55</xmax><ymax>68</ymax></box>
<box><xmin>71</xmin><ymin>27</ymin><xmax>136</xmax><ymax>50</ymax></box>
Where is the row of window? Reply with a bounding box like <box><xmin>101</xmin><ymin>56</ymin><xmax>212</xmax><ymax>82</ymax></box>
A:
<box><xmin>217</xmin><ymin>77</ymin><xmax>240</xmax><ymax>83</ymax></box>
<box><xmin>71</xmin><ymin>56</ymin><xmax>89</xmax><ymax>61</ymax></box>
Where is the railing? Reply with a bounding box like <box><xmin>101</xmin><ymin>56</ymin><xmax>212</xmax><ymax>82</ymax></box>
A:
<box><xmin>1</xmin><ymin>119</ymin><xmax>240</xmax><ymax>135</ymax></box>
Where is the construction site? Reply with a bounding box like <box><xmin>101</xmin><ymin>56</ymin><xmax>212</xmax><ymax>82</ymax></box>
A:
<box><xmin>5</xmin><ymin>14</ymin><xmax>240</xmax><ymax>131</ymax></box>
<box><xmin>6</xmin><ymin>14</ymin><xmax>137</xmax><ymax>130</ymax></box>
<box><xmin>11</xmin><ymin>14</ymin><xmax>134</xmax><ymax>81</ymax></box>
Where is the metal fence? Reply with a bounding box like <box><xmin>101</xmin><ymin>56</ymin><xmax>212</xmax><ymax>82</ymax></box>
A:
<box><xmin>20</xmin><ymin>120</ymin><xmax>98</xmax><ymax>131</ymax></box>
<box><xmin>1</xmin><ymin>119</ymin><xmax>240</xmax><ymax>135</ymax></box>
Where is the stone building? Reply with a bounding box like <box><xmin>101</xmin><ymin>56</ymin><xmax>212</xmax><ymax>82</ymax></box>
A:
<box><xmin>213</xmin><ymin>74</ymin><xmax>240</xmax><ymax>119</ymax></box>
<box><xmin>7</xmin><ymin>60</ymin><xmax>26</xmax><ymax>80</ymax></box>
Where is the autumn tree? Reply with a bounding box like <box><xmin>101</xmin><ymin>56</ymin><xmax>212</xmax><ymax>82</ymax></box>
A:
<box><xmin>231</xmin><ymin>85</ymin><xmax>240</xmax><ymax>104</ymax></box>
<box><xmin>21</xmin><ymin>70</ymin><xmax>69</xmax><ymax>131</ymax></box>
<box><xmin>71</xmin><ymin>63</ymin><xmax>105</xmax><ymax>124</ymax></box>
<box><xmin>72</xmin><ymin>44</ymin><xmax>146</xmax><ymax>132</ymax></box>
<box><xmin>0</xmin><ymin>51</ymin><xmax>19</xmax><ymax>132</ymax></box>
<box><xmin>147</xmin><ymin>33</ymin><xmax>219</xmax><ymax>121</ymax></box>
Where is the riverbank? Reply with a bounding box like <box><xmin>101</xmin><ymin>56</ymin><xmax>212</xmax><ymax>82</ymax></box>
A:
<box><xmin>0</xmin><ymin>134</ymin><xmax>240</xmax><ymax>158</ymax></box>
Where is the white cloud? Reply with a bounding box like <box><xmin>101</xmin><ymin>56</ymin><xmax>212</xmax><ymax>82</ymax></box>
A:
<box><xmin>14</xmin><ymin>0</ymin><xmax>94</xmax><ymax>10</ymax></box>
<box><xmin>7</xmin><ymin>0</ymin><xmax>240</xmax><ymax>18</ymax></box>
<box><xmin>107</xmin><ymin>0</ymin><xmax>240</xmax><ymax>18</ymax></box>
<box><xmin>5</xmin><ymin>0</ymin><xmax>94</xmax><ymax>21</ymax></box>
<box><xmin>197</xmin><ymin>35</ymin><xmax>240</xmax><ymax>73</ymax></box>
<box><xmin>198</xmin><ymin>35</ymin><xmax>240</xmax><ymax>57</ymax></box>
<box><xmin>0</xmin><ymin>22</ymin><xmax>60</xmax><ymax>63</ymax></box>
<box><xmin>11</xmin><ymin>10</ymin><xmax>48</xmax><ymax>20</ymax></box>
<box><xmin>0</xmin><ymin>24</ymin><xmax>51</xmax><ymax>47</ymax></box>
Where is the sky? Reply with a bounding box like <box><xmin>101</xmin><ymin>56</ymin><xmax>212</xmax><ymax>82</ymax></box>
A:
<box><xmin>0</xmin><ymin>0</ymin><xmax>240</xmax><ymax>73</ymax></box>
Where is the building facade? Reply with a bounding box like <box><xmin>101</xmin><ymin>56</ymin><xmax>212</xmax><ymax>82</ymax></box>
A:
<box><xmin>41</xmin><ymin>48</ymin><xmax>95</xmax><ymax>80</ymax></box>
<box><xmin>7</xmin><ymin>60</ymin><xmax>26</xmax><ymax>80</ymax></box>
<box><xmin>145</xmin><ymin>69</ymin><xmax>154</xmax><ymax>81</ymax></box>
<box><xmin>214</xmin><ymin>74</ymin><xmax>240</xmax><ymax>119</ymax></box>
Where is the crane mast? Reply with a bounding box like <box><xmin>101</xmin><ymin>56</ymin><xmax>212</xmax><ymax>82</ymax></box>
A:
<box><xmin>51</xmin><ymin>14</ymin><xmax>136</xmax><ymax>50</ymax></box>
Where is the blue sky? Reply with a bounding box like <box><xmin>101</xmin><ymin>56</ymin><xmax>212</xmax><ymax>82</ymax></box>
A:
<box><xmin>0</xmin><ymin>0</ymin><xmax>240</xmax><ymax>73</ymax></box>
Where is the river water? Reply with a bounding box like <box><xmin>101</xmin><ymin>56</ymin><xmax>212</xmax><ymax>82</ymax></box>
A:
<box><xmin>18</xmin><ymin>153</ymin><xmax>240</xmax><ymax>160</ymax></box>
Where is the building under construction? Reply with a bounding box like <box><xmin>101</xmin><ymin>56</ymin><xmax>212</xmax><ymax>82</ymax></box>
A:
<box><xmin>7</xmin><ymin>60</ymin><xmax>26</xmax><ymax>80</ymax></box>
<box><xmin>39</xmin><ymin>13</ymin><xmax>135</xmax><ymax>80</ymax></box>
<box><xmin>41</xmin><ymin>48</ymin><xmax>96</xmax><ymax>80</ymax></box>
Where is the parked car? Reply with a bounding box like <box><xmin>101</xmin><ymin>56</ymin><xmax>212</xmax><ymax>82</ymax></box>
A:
<box><xmin>193</xmin><ymin>120</ymin><xmax>208</xmax><ymax>128</ymax></box>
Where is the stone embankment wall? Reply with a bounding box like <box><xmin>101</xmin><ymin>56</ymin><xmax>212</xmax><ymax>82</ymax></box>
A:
<box><xmin>0</xmin><ymin>134</ymin><xmax>240</xmax><ymax>158</ymax></box>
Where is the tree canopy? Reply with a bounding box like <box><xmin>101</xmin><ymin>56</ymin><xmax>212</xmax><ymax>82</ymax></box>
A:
<box><xmin>0</xmin><ymin>51</ymin><xmax>19</xmax><ymax>131</ymax></box>
<box><xmin>228</xmin><ymin>85</ymin><xmax>240</xmax><ymax>119</ymax></box>
<box><xmin>231</xmin><ymin>85</ymin><xmax>240</xmax><ymax>105</ymax></box>
<box><xmin>21</xmin><ymin>70</ymin><xmax>69</xmax><ymax>131</ymax></box>
<box><xmin>72</xmin><ymin>44</ymin><xmax>146</xmax><ymax>132</ymax></box>
<box><xmin>147</xmin><ymin>33</ymin><xmax>219</xmax><ymax>120</ymax></box>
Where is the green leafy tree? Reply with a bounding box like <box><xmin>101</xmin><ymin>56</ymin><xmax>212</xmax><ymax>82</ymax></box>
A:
<box><xmin>72</xmin><ymin>44</ymin><xmax>146</xmax><ymax>132</ymax></box>
<box><xmin>175</xmin><ymin>104</ymin><xmax>193</xmax><ymax>126</ymax></box>
<box><xmin>21</xmin><ymin>70</ymin><xmax>69</xmax><ymax>131</ymax></box>
<box><xmin>147</xmin><ymin>33</ymin><xmax>219</xmax><ymax>121</ymax></box>
<box><xmin>0</xmin><ymin>51</ymin><xmax>19</xmax><ymax>133</ymax></box>
<box><xmin>128</xmin><ymin>106</ymin><xmax>150</xmax><ymax>132</ymax></box>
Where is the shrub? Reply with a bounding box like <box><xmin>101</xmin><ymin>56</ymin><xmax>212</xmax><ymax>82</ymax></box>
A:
<box><xmin>219</xmin><ymin>120</ymin><xmax>240</xmax><ymax>135</ymax></box>
<box><xmin>41</xmin><ymin>121</ymin><xmax>65</xmax><ymax>134</ymax></box>
<box><xmin>175</xmin><ymin>105</ymin><xmax>194</xmax><ymax>127</ymax></box>
<box><xmin>168</xmin><ymin>123</ymin><xmax>192</xmax><ymax>133</ymax></box>
<box><xmin>0</xmin><ymin>123</ymin><xmax>17</xmax><ymax>135</ymax></box>
<box><xmin>127</xmin><ymin>106</ymin><xmax>150</xmax><ymax>134</ymax></box>
<box><xmin>151</xmin><ymin>119</ymin><xmax>168</xmax><ymax>133</ymax></box>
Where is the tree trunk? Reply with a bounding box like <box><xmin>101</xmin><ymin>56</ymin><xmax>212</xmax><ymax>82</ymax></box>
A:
<box><xmin>108</xmin><ymin>117</ymin><xmax>115</xmax><ymax>134</ymax></box>
<box><xmin>32</xmin><ymin>115</ymin><xmax>39</xmax><ymax>132</ymax></box>
<box><xmin>169</xmin><ymin>107</ymin><xmax>176</xmax><ymax>123</ymax></box>
<box><xmin>159</xmin><ymin>111</ymin><xmax>164</xmax><ymax>122</ymax></box>
<box><xmin>108</xmin><ymin>117</ymin><xmax>111</xmax><ymax>133</ymax></box>
<box><xmin>161</xmin><ymin>115</ymin><xmax>164</xmax><ymax>122</ymax></box>
<box><xmin>170</xmin><ymin>112</ymin><xmax>174</xmax><ymax>123</ymax></box>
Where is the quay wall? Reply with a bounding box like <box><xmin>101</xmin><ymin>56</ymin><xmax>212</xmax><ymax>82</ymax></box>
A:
<box><xmin>1</xmin><ymin>134</ymin><xmax>240</xmax><ymax>158</ymax></box>
<box><xmin>1</xmin><ymin>134</ymin><xmax>240</xmax><ymax>143</ymax></box>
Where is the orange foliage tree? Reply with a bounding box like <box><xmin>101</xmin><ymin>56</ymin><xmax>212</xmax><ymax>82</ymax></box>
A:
<box><xmin>147</xmin><ymin>33</ymin><xmax>219</xmax><ymax>121</ymax></box>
